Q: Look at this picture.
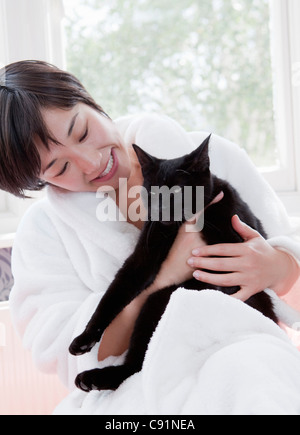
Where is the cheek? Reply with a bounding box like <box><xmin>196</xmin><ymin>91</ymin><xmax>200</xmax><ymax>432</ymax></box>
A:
<box><xmin>116</xmin><ymin>148</ymin><xmax>131</xmax><ymax>176</ymax></box>
<box><xmin>94</xmin><ymin>117</ymin><xmax>119</xmax><ymax>145</ymax></box>
<box><xmin>44</xmin><ymin>169</ymin><xmax>85</xmax><ymax>191</ymax></box>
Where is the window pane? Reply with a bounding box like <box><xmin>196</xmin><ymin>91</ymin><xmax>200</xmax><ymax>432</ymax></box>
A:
<box><xmin>63</xmin><ymin>0</ymin><xmax>277</xmax><ymax>167</ymax></box>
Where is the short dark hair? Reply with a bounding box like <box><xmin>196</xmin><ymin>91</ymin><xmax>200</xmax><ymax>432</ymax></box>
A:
<box><xmin>0</xmin><ymin>60</ymin><xmax>108</xmax><ymax>197</ymax></box>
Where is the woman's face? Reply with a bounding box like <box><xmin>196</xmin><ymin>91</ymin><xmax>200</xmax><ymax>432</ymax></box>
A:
<box><xmin>38</xmin><ymin>103</ymin><xmax>131</xmax><ymax>193</ymax></box>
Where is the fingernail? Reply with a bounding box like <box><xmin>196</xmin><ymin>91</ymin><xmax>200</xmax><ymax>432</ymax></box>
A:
<box><xmin>187</xmin><ymin>258</ymin><xmax>194</xmax><ymax>266</ymax></box>
<box><xmin>192</xmin><ymin>249</ymin><xmax>201</xmax><ymax>256</ymax></box>
<box><xmin>193</xmin><ymin>271</ymin><xmax>201</xmax><ymax>279</ymax></box>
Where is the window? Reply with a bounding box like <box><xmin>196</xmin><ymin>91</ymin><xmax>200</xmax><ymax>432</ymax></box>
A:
<box><xmin>63</xmin><ymin>0</ymin><xmax>277</xmax><ymax>169</ymax></box>
<box><xmin>62</xmin><ymin>0</ymin><xmax>300</xmax><ymax>214</ymax></box>
<box><xmin>268</xmin><ymin>0</ymin><xmax>300</xmax><ymax>213</ymax></box>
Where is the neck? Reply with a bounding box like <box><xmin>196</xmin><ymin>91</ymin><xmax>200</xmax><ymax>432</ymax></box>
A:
<box><xmin>127</xmin><ymin>146</ymin><xmax>144</xmax><ymax>190</ymax></box>
<box><xmin>115</xmin><ymin>149</ymin><xmax>146</xmax><ymax>230</ymax></box>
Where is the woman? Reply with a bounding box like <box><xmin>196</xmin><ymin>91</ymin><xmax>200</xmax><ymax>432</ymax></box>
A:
<box><xmin>2</xmin><ymin>60</ymin><xmax>300</xmax><ymax>414</ymax></box>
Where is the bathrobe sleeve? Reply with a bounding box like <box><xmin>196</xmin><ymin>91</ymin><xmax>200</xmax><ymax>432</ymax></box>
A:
<box><xmin>9</xmin><ymin>201</ymin><xmax>103</xmax><ymax>389</ymax></box>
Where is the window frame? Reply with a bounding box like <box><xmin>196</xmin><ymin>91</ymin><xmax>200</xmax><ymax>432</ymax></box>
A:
<box><xmin>263</xmin><ymin>0</ymin><xmax>300</xmax><ymax>215</ymax></box>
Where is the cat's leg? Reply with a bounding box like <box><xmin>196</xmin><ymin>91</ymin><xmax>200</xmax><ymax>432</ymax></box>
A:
<box><xmin>70</xmin><ymin>229</ymin><xmax>176</xmax><ymax>356</ymax></box>
<box><xmin>75</xmin><ymin>286</ymin><xmax>176</xmax><ymax>391</ymax></box>
<box><xmin>69</xmin><ymin>253</ymin><xmax>156</xmax><ymax>356</ymax></box>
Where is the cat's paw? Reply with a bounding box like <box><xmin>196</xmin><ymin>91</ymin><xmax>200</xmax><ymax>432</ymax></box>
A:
<box><xmin>75</xmin><ymin>366</ymin><xmax>136</xmax><ymax>392</ymax></box>
<box><xmin>69</xmin><ymin>331</ymin><xmax>99</xmax><ymax>356</ymax></box>
<box><xmin>75</xmin><ymin>370</ymin><xmax>97</xmax><ymax>392</ymax></box>
<box><xmin>75</xmin><ymin>368</ymin><xmax>119</xmax><ymax>392</ymax></box>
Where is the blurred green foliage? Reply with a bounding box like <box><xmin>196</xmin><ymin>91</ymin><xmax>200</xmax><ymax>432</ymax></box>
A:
<box><xmin>63</xmin><ymin>0</ymin><xmax>277</xmax><ymax>166</ymax></box>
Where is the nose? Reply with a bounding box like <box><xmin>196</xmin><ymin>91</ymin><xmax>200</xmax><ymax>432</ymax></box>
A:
<box><xmin>76</xmin><ymin>149</ymin><xmax>103</xmax><ymax>175</ymax></box>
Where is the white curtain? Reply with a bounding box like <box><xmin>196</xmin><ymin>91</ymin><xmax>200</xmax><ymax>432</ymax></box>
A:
<box><xmin>0</xmin><ymin>0</ymin><xmax>65</xmax><ymax>237</ymax></box>
<box><xmin>0</xmin><ymin>0</ymin><xmax>65</xmax><ymax>67</ymax></box>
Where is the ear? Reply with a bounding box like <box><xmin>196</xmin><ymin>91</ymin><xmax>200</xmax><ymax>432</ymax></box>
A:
<box><xmin>184</xmin><ymin>134</ymin><xmax>211</xmax><ymax>172</ymax></box>
<box><xmin>132</xmin><ymin>144</ymin><xmax>158</xmax><ymax>169</ymax></box>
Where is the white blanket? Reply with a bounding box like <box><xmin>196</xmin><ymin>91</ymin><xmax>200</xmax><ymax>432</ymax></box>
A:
<box><xmin>54</xmin><ymin>289</ymin><xmax>300</xmax><ymax>415</ymax></box>
<box><xmin>9</xmin><ymin>113</ymin><xmax>300</xmax><ymax>415</ymax></box>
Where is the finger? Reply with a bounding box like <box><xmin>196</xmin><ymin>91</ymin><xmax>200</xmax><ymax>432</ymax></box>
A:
<box><xmin>231</xmin><ymin>215</ymin><xmax>260</xmax><ymax>242</ymax></box>
<box><xmin>188</xmin><ymin>256</ymin><xmax>240</xmax><ymax>272</ymax></box>
<box><xmin>193</xmin><ymin>270</ymin><xmax>242</xmax><ymax>287</ymax></box>
<box><xmin>231</xmin><ymin>287</ymin><xmax>256</xmax><ymax>302</ymax></box>
<box><xmin>192</xmin><ymin>243</ymin><xmax>244</xmax><ymax>258</ymax></box>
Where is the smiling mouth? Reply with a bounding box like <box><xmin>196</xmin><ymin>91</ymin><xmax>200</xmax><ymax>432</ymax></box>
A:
<box><xmin>92</xmin><ymin>148</ymin><xmax>118</xmax><ymax>182</ymax></box>
<box><xmin>100</xmin><ymin>152</ymin><xmax>114</xmax><ymax>178</ymax></box>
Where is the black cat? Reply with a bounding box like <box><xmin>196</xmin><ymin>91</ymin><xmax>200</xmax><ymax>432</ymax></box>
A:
<box><xmin>69</xmin><ymin>136</ymin><xmax>277</xmax><ymax>392</ymax></box>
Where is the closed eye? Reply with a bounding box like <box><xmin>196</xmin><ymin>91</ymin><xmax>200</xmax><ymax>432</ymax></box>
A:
<box><xmin>56</xmin><ymin>162</ymin><xmax>69</xmax><ymax>177</ymax></box>
<box><xmin>79</xmin><ymin>125</ymin><xmax>89</xmax><ymax>142</ymax></box>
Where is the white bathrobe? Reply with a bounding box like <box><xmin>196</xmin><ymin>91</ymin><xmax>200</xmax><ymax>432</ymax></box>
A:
<box><xmin>9</xmin><ymin>113</ymin><xmax>300</xmax><ymax>415</ymax></box>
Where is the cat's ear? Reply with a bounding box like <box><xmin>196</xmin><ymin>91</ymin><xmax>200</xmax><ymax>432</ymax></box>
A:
<box><xmin>184</xmin><ymin>134</ymin><xmax>211</xmax><ymax>172</ymax></box>
<box><xmin>132</xmin><ymin>144</ymin><xmax>157</xmax><ymax>169</ymax></box>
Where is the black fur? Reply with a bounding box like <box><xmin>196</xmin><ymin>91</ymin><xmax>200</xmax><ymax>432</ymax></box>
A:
<box><xmin>70</xmin><ymin>136</ymin><xmax>277</xmax><ymax>392</ymax></box>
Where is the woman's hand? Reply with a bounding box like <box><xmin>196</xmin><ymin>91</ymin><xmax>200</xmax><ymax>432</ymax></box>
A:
<box><xmin>187</xmin><ymin>215</ymin><xmax>300</xmax><ymax>301</ymax></box>
<box><xmin>153</xmin><ymin>220</ymin><xmax>207</xmax><ymax>290</ymax></box>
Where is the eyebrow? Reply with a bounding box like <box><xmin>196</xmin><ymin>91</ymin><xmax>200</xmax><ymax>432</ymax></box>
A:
<box><xmin>68</xmin><ymin>112</ymin><xmax>79</xmax><ymax>137</ymax></box>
